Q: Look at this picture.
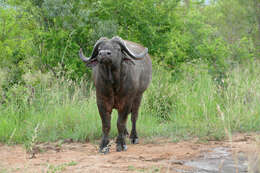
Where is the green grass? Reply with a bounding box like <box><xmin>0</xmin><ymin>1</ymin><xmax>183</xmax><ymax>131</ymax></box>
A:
<box><xmin>44</xmin><ymin>161</ymin><xmax>78</xmax><ymax>173</ymax></box>
<box><xmin>0</xmin><ymin>61</ymin><xmax>260</xmax><ymax>144</ymax></box>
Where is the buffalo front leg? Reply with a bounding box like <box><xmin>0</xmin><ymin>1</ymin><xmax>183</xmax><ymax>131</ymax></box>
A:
<box><xmin>130</xmin><ymin>95</ymin><xmax>143</xmax><ymax>144</ymax></box>
<box><xmin>97</xmin><ymin>101</ymin><xmax>112</xmax><ymax>154</ymax></box>
<box><xmin>116</xmin><ymin>105</ymin><xmax>131</xmax><ymax>152</ymax></box>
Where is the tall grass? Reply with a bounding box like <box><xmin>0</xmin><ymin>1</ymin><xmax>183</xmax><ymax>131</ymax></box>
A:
<box><xmin>0</xmin><ymin>61</ymin><xmax>260</xmax><ymax>144</ymax></box>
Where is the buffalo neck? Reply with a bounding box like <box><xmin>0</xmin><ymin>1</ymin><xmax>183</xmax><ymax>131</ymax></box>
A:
<box><xmin>98</xmin><ymin>63</ymin><xmax>121</xmax><ymax>92</ymax></box>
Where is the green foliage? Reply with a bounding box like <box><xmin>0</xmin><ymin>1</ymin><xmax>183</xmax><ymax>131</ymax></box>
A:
<box><xmin>1</xmin><ymin>0</ymin><xmax>259</xmax><ymax>83</ymax></box>
<box><xmin>0</xmin><ymin>5</ymin><xmax>37</xmax><ymax>90</ymax></box>
<box><xmin>163</xmin><ymin>5</ymin><xmax>231</xmax><ymax>81</ymax></box>
<box><xmin>90</xmin><ymin>0</ymin><xmax>179</xmax><ymax>54</ymax></box>
<box><xmin>204</xmin><ymin>0</ymin><xmax>260</xmax><ymax>58</ymax></box>
<box><xmin>1</xmin><ymin>0</ymin><xmax>260</xmax><ymax>144</ymax></box>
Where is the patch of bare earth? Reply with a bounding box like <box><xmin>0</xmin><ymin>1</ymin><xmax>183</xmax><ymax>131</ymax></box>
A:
<box><xmin>0</xmin><ymin>133</ymin><xmax>259</xmax><ymax>173</ymax></box>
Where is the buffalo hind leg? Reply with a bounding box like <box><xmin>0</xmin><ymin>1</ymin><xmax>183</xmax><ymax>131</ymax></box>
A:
<box><xmin>116</xmin><ymin>105</ymin><xmax>131</xmax><ymax>152</ymax></box>
<box><xmin>130</xmin><ymin>95</ymin><xmax>143</xmax><ymax>144</ymax></box>
<box><xmin>97</xmin><ymin>102</ymin><xmax>112</xmax><ymax>154</ymax></box>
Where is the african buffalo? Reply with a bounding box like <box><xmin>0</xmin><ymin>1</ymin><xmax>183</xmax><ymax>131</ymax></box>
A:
<box><xmin>79</xmin><ymin>36</ymin><xmax>152</xmax><ymax>153</ymax></box>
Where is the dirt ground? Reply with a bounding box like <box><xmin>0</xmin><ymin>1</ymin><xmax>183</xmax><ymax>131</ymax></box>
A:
<box><xmin>0</xmin><ymin>133</ymin><xmax>259</xmax><ymax>173</ymax></box>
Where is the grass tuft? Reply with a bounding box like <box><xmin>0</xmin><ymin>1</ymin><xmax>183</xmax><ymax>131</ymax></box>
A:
<box><xmin>0</xmin><ymin>61</ymin><xmax>260</xmax><ymax>144</ymax></box>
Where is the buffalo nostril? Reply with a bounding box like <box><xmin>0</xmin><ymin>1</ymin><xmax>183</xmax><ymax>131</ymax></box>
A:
<box><xmin>101</xmin><ymin>58</ymin><xmax>112</xmax><ymax>64</ymax></box>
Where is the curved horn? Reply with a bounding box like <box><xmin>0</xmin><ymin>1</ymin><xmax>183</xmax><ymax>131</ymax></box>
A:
<box><xmin>89</xmin><ymin>37</ymin><xmax>108</xmax><ymax>59</ymax></box>
<box><xmin>79</xmin><ymin>48</ymin><xmax>89</xmax><ymax>62</ymax></box>
<box><xmin>79</xmin><ymin>37</ymin><xmax>108</xmax><ymax>63</ymax></box>
<box><xmin>112</xmin><ymin>36</ymin><xmax>148</xmax><ymax>59</ymax></box>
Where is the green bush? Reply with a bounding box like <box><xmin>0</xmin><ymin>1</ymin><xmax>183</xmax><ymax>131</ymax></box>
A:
<box><xmin>164</xmin><ymin>7</ymin><xmax>231</xmax><ymax>81</ymax></box>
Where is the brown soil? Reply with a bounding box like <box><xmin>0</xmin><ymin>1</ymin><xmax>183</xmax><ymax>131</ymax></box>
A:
<box><xmin>0</xmin><ymin>133</ymin><xmax>259</xmax><ymax>173</ymax></box>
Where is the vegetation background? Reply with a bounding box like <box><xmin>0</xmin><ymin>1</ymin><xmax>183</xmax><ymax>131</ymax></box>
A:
<box><xmin>0</xmin><ymin>0</ymin><xmax>260</xmax><ymax>145</ymax></box>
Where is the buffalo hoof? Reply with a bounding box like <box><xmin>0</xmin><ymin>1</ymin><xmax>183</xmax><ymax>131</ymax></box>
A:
<box><xmin>99</xmin><ymin>139</ymin><xmax>110</xmax><ymax>154</ymax></box>
<box><xmin>130</xmin><ymin>137</ymin><xmax>139</xmax><ymax>144</ymax></box>
<box><xmin>116</xmin><ymin>144</ymin><xmax>127</xmax><ymax>152</ymax></box>
<box><xmin>99</xmin><ymin>146</ymin><xmax>110</xmax><ymax>154</ymax></box>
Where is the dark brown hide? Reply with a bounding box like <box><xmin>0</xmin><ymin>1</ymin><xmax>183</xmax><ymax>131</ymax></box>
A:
<box><xmin>79</xmin><ymin>36</ymin><xmax>152</xmax><ymax>153</ymax></box>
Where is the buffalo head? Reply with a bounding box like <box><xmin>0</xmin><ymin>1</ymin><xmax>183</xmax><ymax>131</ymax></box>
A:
<box><xmin>79</xmin><ymin>36</ymin><xmax>148</xmax><ymax>68</ymax></box>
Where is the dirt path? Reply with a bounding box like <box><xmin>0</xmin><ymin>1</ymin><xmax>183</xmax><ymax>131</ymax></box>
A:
<box><xmin>0</xmin><ymin>133</ymin><xmax>259</xmax><ymax>173</ymax></box>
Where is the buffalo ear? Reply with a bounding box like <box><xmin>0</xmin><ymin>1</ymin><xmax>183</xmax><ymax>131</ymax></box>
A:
<box><xmin>86</xmin><ymin>58</ymin><xmax>98</xmax><ymax>67</ymax></box>
<box><xmin>122</xmin><ymin>51</ymin><xmax>135</xmax><ymax>65</ymax></box>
